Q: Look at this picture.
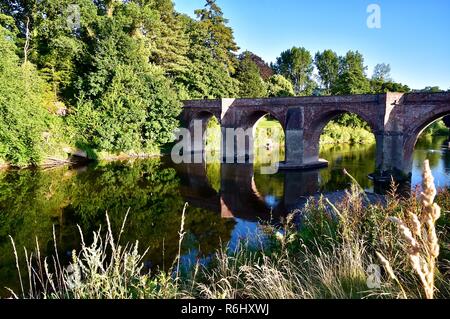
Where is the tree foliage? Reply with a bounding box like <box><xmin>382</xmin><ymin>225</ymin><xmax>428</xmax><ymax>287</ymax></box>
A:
<box><xmin>68</xmin><ymin>9</ymin><xmax>181</xmax><ymax>153</ymax></box>
<box><xmin>236</xmin><ymin>51</ymin><xmax>267</xmax><ymax>98</ymax></box>
<box><xmin>180</xmin><ymin>14</ymin><xmax>238</xmax><ymax>99</ymax></box>
<box><xmin>246</xmin><ymin>51</ymin><xmax>273</xmax><ymax>80</ymax></box>
<box><xmin>0</xmin><ymin>25</ymin><xmax>52</xmax><ymax>166</ymax></box>
<box><xmin>372</xmin><ymin>63</ymin><xmax>392</xmax><ymax>82</ymax></box>
<box><xmin>194</xmin><ymin>0</ymin><xmax>239</xmax><ymax>75</ymax></box>
<box><xmin>332</xmin><ymin>51</ymin><xmax>371</xmax><ymax>95</ymax></box>
<box><xmin>315</xmin><ymin>50</ymin><xmax>339</xmax><ymax>95</ymax></box>
<box><xmin>273</xmin><ymin>46</ymin><xmax>315</xmax><ymax>95</ymax></box>
<box><xmin>267</xmin><ymin>75</ymin><xmax>294</xmax><ymax>97</ymax></box>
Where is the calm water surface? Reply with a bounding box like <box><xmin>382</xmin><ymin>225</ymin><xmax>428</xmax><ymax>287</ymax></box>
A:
<box><xmin>1</xmin><ymin>135</ymin><xmax>450</xmax><ymax>296</ymax></box>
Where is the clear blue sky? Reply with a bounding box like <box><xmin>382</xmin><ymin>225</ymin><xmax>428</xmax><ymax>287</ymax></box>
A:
<box><xmin>174</xmin><ymin>0</ymin><xmax>450</xmax><ymax>90</ymax></box>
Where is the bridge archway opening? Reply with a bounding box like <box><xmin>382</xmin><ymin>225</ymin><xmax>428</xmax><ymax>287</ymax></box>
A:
<box><xmin>189</xmin><ymin>111</ymin><xmax>221</xmax><ymax>190</ymax></box>
<box><xmin>249</xmin><ymin>112</ymin><xmax>285</xmax><ymax>168</ymax></box>
<box><xmin>311</xmin><ymin>112</ymin><xmax>376</xmax><ymax>189</ymax></box>
<box><xmin>406</xmin><ymin>115</ymin><xmax>450</xmax><ymax>176</ymax></box>
<box><xmin>189</xmin><ymin>111</ymin><xmax>221</xmax><ymax>161</ymax></box>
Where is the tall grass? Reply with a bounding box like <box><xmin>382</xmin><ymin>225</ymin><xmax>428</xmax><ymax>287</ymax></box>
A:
<box><xmin>8</xmin><ymin>211</ymin><xmax>178</xmax><ymax>299</ymax></box>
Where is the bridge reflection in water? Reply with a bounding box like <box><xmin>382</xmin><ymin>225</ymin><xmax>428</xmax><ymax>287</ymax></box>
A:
<box><xmin>174</xmin><ymin>161</ymin><xmax>321</xmax><ymax>223</ymax></box>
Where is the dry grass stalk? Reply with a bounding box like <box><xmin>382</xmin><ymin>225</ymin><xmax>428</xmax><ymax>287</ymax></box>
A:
<box><xmin>380</xmin><ymin>160</ymin><xmax>441</xmax><ymax>299</ymax></box>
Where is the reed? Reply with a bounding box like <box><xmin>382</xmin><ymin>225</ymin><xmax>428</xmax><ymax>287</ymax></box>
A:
<box><xmin>378</xmin><ymin>160</ymin><xmax>441</xmax><ymax>299</ymax></box>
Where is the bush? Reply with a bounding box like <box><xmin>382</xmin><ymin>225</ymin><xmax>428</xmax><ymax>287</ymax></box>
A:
<box><xmin>0</xmin><ymin>26</ymin><xmax>53</xmax><ymax>167</ymax></box>
<box><xmin>320</xmin><ymin>122</ymin><xmax>375</xmax><ymax>145</ymax></box>
<box><xmin>68</xmin><ymin>64</ymin><xmax>181</xmax><ymax>155</ymax></box>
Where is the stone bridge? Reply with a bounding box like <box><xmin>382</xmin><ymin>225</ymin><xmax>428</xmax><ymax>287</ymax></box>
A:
<box><xmin>180</xmin><ymin>92</ymin><xmax>450</xmax><ymax>180</ymax></box>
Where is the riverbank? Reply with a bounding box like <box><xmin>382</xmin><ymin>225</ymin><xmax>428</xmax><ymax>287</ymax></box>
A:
<box><xmin>3</xmin><ymin>118</ymin><xmax>448</xmax><ymax>170</ymax></box>
<box><xmin>0</xmin><ymin>147</ymin><xmax>162</xmax><ymax>171</ymax></box>
<box><xmin>6</xmin><ymin>161</ymin><xmax>449</xmax><ymax>299</ymax></box>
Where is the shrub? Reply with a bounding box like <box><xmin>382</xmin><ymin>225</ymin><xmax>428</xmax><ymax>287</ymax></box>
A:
<box><xmin>0</xmin><ymin>26</ymin><xmax>53</xmax><ymax>166</ymax></box>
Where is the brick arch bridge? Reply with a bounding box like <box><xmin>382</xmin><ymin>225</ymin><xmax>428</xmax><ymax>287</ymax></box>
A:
<box><xmin>181</xmin><ymin>92</ymin><xmax>450</xmax><ymax>180</ymax></box>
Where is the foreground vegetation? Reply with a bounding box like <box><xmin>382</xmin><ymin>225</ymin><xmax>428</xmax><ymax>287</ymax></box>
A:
<box><xmin>8</xmin><ymin>161</ymin><xmax>449</xmax><ymax>299</ymax></box>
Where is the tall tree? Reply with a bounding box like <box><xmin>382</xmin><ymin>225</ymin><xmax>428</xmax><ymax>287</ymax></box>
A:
<box><xmin>146</xmin><ymin>0</ymin><xmax>191</xmax><ymax>82</ymax></box>
<box><xmin>1</xmin><ymin>0</ymin><xmax>98</xmax><ymax>102</ymax></box>
<box><xmin>194</xmin><ymin>0</ymin><xmax>239</xmax><ymax>75</ymax></box>
<box><xmin>273</xmin><ymin>46</ymin><xmax>315</xmax><ymax>95</ymax></box>
<box><xmin>245</xmin><ymin>51</ymin><xmax>273</xmax><ymax>80</ymax></box>
<box><xmin>372</xmin><ymin>63</ymin><xmax>392</xmax><ymax>82</ymax></box>
<box><xmin>0</xmin><ymin>23</ymin><xmax>52</xmax><ymax>166</ymax></box>
<box><xmin>235</xmin><ymin>51</ymin><xmax>267</xmax><ymax>98</ymax></box>
<box><xmin>332</xmin><ymin>51</ymin><xmax>370</xmax><ymax>95</ymax></box>
<box><xmin>314</xmin><ymin>49</ymin><xmax>339</xmax><ymax>95</ymax></box>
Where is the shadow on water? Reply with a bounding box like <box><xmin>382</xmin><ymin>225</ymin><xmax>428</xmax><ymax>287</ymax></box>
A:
<box><xmin>1</xmin><ymin>135</ymin><xmax>449</xmax><ymax>296</ymax></box>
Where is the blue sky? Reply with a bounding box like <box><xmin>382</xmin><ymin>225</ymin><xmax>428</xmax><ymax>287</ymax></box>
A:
<box><xmin>174</xmin><ymin>0</ymin><xmax>450</xmax><ymax>90</ymax></box>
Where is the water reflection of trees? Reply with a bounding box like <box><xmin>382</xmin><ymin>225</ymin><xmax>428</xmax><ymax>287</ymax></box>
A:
<box><xmin>414</xmin><ymin>135</ymin><xmax>448</xmax><ymax>170</ymax></box>
<box><xmin>0</xmin><ymin>159</ymin><xmax>234</xmax><ymax>296</ymax></box>
<box><xmin>253</xmin><ymin>171</ymin><xmax>285</xmax><ymax>201</ymax></box>
<box><xmin>319</xmin><ymin>143</ymin><xmax>376</xmax><ymax>192</ymax></box>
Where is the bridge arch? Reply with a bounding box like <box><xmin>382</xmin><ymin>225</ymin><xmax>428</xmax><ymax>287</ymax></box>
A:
<box><xmin>235</xmin><ymin>108</ymin><xmax>286</xmax><ymax>131</ymax></box>
<box><xmin>185</xmin><ymin>110</ymin><xmax>221</xmax><ymax>155</ymax></box>
<box><xmin>221</xmin><ymin>107</ymin><xmax>287</xmax><ymax>163</ymax></box>
<box><xmin>403</xmin><ymin>110</ymin><xmax>450</xmax><ymax>172</ymax></box>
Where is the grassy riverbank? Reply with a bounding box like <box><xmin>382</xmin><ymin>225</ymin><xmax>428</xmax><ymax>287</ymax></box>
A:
<box><xmin>7</xmin><ymin>162</ymin><xmax>450</xmax><ymax>299</ymax></box>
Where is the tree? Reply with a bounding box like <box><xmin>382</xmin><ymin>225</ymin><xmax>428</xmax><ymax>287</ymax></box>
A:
<box><xmin>267</xmin><ymin>75</ymin><xmax>294</xmax><ymax>97</ymax></box>
<box><xmin>194</xmin><ymin>0</ymin><xmax>239</xmax><ymax>75</ymax></box>
<box><xmin>370</xmin><ymin>79</ymin><xmax>410</xmax><ymax>93</ymax></box>
<box><xmin>420</xmin><ymin>86</ymin><xmax>443</xmax><ymax>93</ymax></box>
<box><xmin>314</xmin><ymin>50</ymin><xmax>339</xmax><ymax>94</ymax></box>
<box><xmin>372</xmin><ymin>63</ymin><xmax>392</xmax><ymax>82</ymax></box>
<box><xmin>245</xmin><ymin>52</ymin><xmax>273</xmax><ymax>80</ymax></box>
<box><xmin>68</xmin><ymin>4</ymin><xmax>181</xmax><ymax>153</ymax></box>
<box><xmin>144</xmin><ymin>0</ymin><xmax>191</xmax><ymax>87</ymax></box>
<box><xmin>273</xmin><ymin>46</ymin><xmax>315</xmax><ymax>95</ymax></box>
<box><xmin>0</xmin><ymin>24</ymin><xmax>52</xmax><ymax>166</ymax></box>
<box><xmin>332</xmin><ymin>51</ymin><xmax>370</xmax><ymax>95</ymax></box>
<box><xmin>181</xmin><ymin>15</ymin><xmax>238</xmax><ymax>99</ymax></box>
<box><xmin>235</xmin><ymin>51</ymin><xmax>267</xmax><ymax>98</ymax></box>
<box><xmin>1</xmin><ymin>0</ymin><xmax>98</xmax><ymax>102</ymax></box>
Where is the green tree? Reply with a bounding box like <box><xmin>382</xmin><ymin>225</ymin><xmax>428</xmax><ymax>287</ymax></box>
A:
<box><xmin>420</xmin><ymin>86</ymin><xmax>443</xmax><ymax>93</ymax></box>
<box><xmin>181</xmin><ymin>14</ymin><xmax>238</xmax><ymax>98</ymax></box>
<box><xmin>332</xmin><ymin>51</ymin><xmax>370</xmax><ymax>95</ymax></box>
<box><xmin>372</xmin><ymin>63</ymin><xmax>392</xmax><ymax>82</ymax></box>
<box><xmin>267</xmin><ymin>75</ymin><xmax>294</xmax><ymax>97</ymax></box>
<box><xmin>235</xmin><ymin>51</ymin><xmax>267</xmax><ymax>98</ymax></box>
<box><xmin>194</xmin><ymin>0</ymin><xmax>239</xmax><ymax>75</ymax></box>
<box><xmin>68</xmin><ymin>6</ymin><xmax>181</xmax><ymax>153</ymax></box>
<box><xmin>1</xmin><ymin>0</ymin><xmax>98</xmax><ymax>102</ymax></box>
<box><xmin>370</xmin><ymin>79</ymin><xmax>410</xmax><ymax>93</ymax></box>
<box><xmin>133</xmin><ymin>0</ymin><xmax>191</xmax><ymax>97</ymax></box>
<box><xmin>314</xmin><ymin>49</ymin><xmax>339</xmax><ymax>94</ymax></box>
<box><xmin>273</xmin><ymin>46</ymin><xmax>315</xmax><ymax>95</ymax></box>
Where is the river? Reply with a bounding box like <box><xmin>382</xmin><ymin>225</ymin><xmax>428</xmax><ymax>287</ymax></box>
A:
<box><xmin>0</xmin><ymin>135</ymin><xmax>449</xmax><ymax>296</ymax></box>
